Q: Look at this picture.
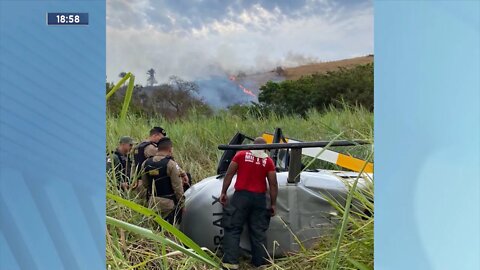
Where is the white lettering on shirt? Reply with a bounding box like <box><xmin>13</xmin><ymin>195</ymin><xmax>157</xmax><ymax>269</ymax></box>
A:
<box><xmin>245</xmin><ymin>151</ymin><xmax>255</xmax><ymax>163</ymax></box>
<box><xmin>245</xmin><ymin>151</ymin><xmax>268</xmax><ymax>167</ymax></box>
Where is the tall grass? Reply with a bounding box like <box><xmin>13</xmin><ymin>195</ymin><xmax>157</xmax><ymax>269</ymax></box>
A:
<box><xmin>106</xmin><ymin>106</ymin><xmax>373</xmax><ymax>269</ymax></box>
<box><xmin>107</xmin><ymin>106</ymin><xmax>373</xmax><ymax>182</ymax></box>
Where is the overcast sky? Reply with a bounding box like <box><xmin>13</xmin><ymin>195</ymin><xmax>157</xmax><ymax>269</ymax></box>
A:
<box><xmin>107</xmin><ymin>0</ymin><xmax>373</xmax><ymax>84</ymax></box>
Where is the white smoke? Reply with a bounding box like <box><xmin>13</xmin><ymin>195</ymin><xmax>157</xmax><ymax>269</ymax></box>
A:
<box><xmin>107</xmin><ymin>2</ymin><xmax>372</xmax><ymax>84</ymax></box>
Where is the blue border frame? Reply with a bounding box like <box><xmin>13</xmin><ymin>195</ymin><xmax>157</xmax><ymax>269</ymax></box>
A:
<box><xmin>0</xmin><ymin>1</ymin><xmax>105</xmax><ymax>269</ymax></box>
<box><xmin>375</xmin><ymin>1</ymin><xmax>479</xmax><ymax>269</ymax></box>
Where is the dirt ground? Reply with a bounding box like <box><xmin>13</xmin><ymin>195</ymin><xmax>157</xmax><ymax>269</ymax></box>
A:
<box><xmin>283</xmin><ymin>55</ymin><xmax>374</xmax><ymax>80</ymax></box>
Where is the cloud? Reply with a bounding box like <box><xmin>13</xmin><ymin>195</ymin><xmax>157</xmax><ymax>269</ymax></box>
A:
<box><xmin>107</xmin><ymin>0</ymin><xmax>373</xmax><ymax>87</ymax></box>
<box><xmin>107</xmin><ymin>0</ymin><xmax>154</xmax><ymax>29</ymax></box>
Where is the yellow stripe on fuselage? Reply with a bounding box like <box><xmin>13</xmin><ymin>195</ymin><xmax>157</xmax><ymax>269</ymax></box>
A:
<box><xmin>336</xmin><ymin>153</ymin><xmax>373</xmax><ymax>173</ymax></box>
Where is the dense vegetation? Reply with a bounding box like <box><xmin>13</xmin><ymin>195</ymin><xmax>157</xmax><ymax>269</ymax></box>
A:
<box><xmin>259</xmin><ymin>64</ymin><xmax>373</xmax><ymax>116</ymax></box>
<box><xmin>107</xmin><ymin>76</ymin><xmax>212</xmax><ymax>119</ymax></box>
<box><xmin>107</xmin><ymin>107</ymin><xmax>373</xmax><ymax>182</ymax></box>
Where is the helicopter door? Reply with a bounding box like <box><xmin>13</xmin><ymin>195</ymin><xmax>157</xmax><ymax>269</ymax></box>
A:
<box><xmin>216</xmin><ymin>132</ymin><xmax>252</xmax><ymax>175</ymax></box>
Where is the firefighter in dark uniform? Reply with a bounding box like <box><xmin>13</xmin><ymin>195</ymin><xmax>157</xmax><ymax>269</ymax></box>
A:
<box><xmin>142</xmin><ymin>137</ymin><xmax>184</xmax><ymax>224</ymax></box>
<box><xmin>107</xmin><ymin>136</ymin><xmax>135</xmax><ymax>190</ymax></box>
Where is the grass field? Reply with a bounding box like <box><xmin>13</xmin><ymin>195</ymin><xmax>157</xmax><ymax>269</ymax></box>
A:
<box><xmin>106</xmin><ymin>106</ymin><xmax>374</xmax><ymax>269</ymax></box>
<box><xmin>283</xmin><ymin>56</ymin><xmax>374</xmax><ymax>80</ymax></box>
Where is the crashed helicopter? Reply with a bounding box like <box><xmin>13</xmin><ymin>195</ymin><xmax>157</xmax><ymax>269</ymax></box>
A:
<box><xmin>180</xmin><ymin>128</ymin><xmax>373</xmax><ymax>257</ymax></box>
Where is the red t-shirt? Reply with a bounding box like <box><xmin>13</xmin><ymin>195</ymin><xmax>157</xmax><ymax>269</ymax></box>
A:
<box><xmin>232</xmin><ymin>150</ymin><xmax>275</xmax><ymax>193</ymax></box>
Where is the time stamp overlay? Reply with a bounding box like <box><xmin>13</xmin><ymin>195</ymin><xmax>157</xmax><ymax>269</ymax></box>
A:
<box><xmin>46</xmin><ymin>12</ymin><xmax>88</xmax><ymax>25</ymax></box>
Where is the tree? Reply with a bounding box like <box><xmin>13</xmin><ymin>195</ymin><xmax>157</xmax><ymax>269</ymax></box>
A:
<box><xmin>146</xmin><ymin>68</ymin><xmax>157</xmax><ymax>86</ymax></box>
<box><xmin>106</xmin><ymin>75</ymin><xmax>212</xmax><ymax>119</ymax></box>
<box><xmin>168</xmin><ymin>75</ymin><xmax>199</xmax><ymax>94</ymax></box>
<box><xmin>258</xmin><ymin>63</ymin><xmax>373</xmax><ymax>116</ymax></box>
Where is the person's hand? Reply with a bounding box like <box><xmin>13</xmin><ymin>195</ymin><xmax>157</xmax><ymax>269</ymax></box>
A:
<box><xmin>182</xmin><ymin>175</ymin><xmax>190</xmax><ymax>185</ymax></box>
<box><xmin>270</xmin><ymin>204</ymin><xmax>276</xmax><ymax>216</ymax></box>
<box><xmin>130</xmin><ymin>181</ymin><xmax>137</xmax><ymax>189</ymax></box>
<box><xmin>120</xmin><ymin>182</ymin><xmax>129</xmax><ymax>191</ymax></box>
<box><xmin>219</xmin><ymin>193</ymin><xmax>228</xmax><ymax>205</ymax></box>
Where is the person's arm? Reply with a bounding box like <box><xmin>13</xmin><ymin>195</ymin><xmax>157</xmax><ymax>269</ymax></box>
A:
<box><xmin>137</xmin><ymin>159</ymin><xmax>150</xmax><ymax>199</ymax></box>
<box><xmin>107</xmin><ymin>154</ymin><xmax>123</xmax><ymax>185</ymax></box>
<box><xmin>219</xmin><ymin>161</ymin><xmax>238</xmax><ymax>205</ymax></box>
<box><xmin>167</xmin><ymin>160</ymin><xmax>184</xmax><ymax>202</ymax></box>
<box><xmin>175</xmin><ymin>163</ymin><xmax>189</xmax><ymax>185</ymax></box>
<box><xmin>144</xmin><ymin>144</ymin><xmax>157</xmax><ymax>158</ymax></box>
<box><xmin>106</xmin><ymin>155</ymin><xmax>114</xmax><ymax>171</ymax></box>
<box><xmin>138</xmin><ymin>173</ymin><xmax>149</xmax><ymax>199</ymax></box>
<box><xmin>267</xmin><ymin>171</ymin><xmax>278</xmax><ymax>216</ymax></box>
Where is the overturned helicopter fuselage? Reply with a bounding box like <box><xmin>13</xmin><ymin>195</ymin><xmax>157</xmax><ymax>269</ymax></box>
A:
<box><xmin>180</xmin><ymin>129</ymin><xmax>373</xmax><ymax>256</ymax></box>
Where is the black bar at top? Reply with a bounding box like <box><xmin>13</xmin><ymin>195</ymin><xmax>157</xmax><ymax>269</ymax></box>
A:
<box><xmin>218</xmin><ymin>140</ymin><xmax>370</xmax><ymax>150</ymax></box>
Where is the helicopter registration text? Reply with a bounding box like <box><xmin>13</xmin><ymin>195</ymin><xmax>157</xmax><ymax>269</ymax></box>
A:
<box><xmin>212</xmin><ymin>195</ymin><xmax>224</xmax><ymax>252</ymax></box>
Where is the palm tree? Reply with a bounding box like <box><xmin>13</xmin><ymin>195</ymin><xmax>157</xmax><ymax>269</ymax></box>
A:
<box><xmin>147</xmin><ymin>68</ymin><xmax>157</xmax><ymax>86</ymax></box>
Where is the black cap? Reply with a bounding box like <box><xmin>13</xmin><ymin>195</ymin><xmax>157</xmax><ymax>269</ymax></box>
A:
<box><xmin>150</xmin><ymin>126</ymin><xmax>167</xmax><ymax>136</ymax></box>
<box><xmin>157</xmin><ymin>137</ymin><xmax>172</xmax><ymax>149</ymax></box>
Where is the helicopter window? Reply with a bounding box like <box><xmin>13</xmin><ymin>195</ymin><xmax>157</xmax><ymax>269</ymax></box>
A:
<box><xmin>216</xmin><ymin>133</ymin><xmax>254</xmax><ymax>176</ymax></box>
<box><xmin>275</xmin><ymin>149</ymin><xmax>289</xmax><ymax>171</ymax></box>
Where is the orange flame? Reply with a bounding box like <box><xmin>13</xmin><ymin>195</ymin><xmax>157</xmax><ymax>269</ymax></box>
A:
<box><xmin>229</xmin><ymin>75</ymin><xmax>256</xmax><ymax>98</ymax></box>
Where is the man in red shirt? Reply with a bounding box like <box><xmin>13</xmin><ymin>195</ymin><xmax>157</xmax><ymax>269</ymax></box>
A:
<box><xmin>219</xmin><ymin>137</ymin><xmax>278</xmax><ymax>269</ymax></box>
